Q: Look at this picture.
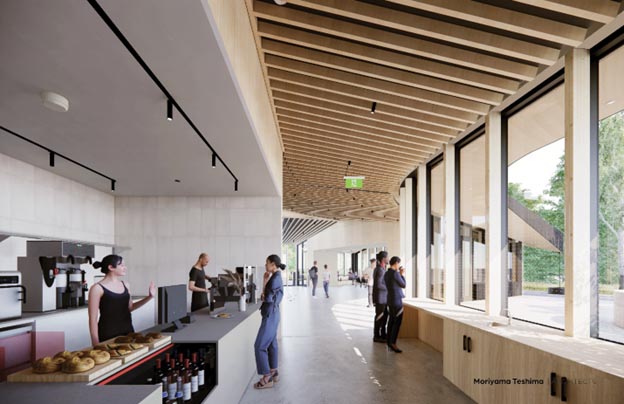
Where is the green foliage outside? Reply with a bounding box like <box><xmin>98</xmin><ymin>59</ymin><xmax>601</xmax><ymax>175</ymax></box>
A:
<box><xmin>511</xmin><ymin>111</ymin><xmax>624</xmax><ymax>291</ymax></box>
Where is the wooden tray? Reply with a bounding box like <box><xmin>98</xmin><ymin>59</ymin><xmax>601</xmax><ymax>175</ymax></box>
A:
<box><xmin>102</xmin><ymin>335</ymin><xmax>172</xmax><ymax>350</ymax></box>
<box><xmin>7</xmin><ymin>359</ymin><xmax>122</xmax><ymax>383</ymax></box>
<box><xmin>105</xmin><ymin>345</ymin><xmax>149</xmax><ymax>364</ymax></box>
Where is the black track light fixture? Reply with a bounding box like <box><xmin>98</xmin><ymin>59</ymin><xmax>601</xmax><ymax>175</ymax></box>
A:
<box><xmin>212</xmin><ymin>153</ymin><xmax>216</xmax><ymax>168</ymax></box>
<box><xmin>371</xmin><ymin>101</ymin><xmax>377</xmax><ymax>114</ymax></box>
<box><xmin>49</xmin><ymin>151</ymin><xmax>55</xmax><ymax>167</ymax></box>
<box><xmin>234</xmin><ymin>180</ymin><xmax>239</xmax><ymax>192</ymax></box>
<box><xmin>167</xmin><ymin>99</ymin><xmax>173</xmax><ymax>121</ymax></box>
<box><xmin>111</xmin><ymin>179</ymin><xmax>116</xmax><ymax>192</ymax></box>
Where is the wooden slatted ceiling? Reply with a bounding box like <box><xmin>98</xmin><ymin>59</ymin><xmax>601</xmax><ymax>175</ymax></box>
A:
<box><xmin>245</xmin><ymin>0</ymin><xmax>620</xmax><ymax>222</ymax></box>
<box><xmin>282</xmin><ymin>217</ymin><xmax>337</xmax><ymax>244</ymax></box>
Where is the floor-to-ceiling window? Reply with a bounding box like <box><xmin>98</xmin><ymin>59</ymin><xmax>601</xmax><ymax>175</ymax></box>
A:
<box><xmin>457</xmin><ymin>133</ymin><xmax>487</xmax><ymax>310</ymax></box>
<box><xmin>505</xmin><ymin>82</ymin><xmax>565</xmax><ymax>328</ymax></box>
<box><xmin>597</xmin><ymin>41</ymin><xmax>624</xmax><ymax>344</ymax></box>
<box><xmin>428</xmin><ymin>158</ymin><xmax>445</xmax><ymax>301</ymax></box>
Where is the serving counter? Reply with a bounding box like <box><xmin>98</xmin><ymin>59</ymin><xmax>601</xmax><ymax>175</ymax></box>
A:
<box><xmin>0</xmin><ymin>302</ymin><xmax>262</xmax><ymax>404</ymax></box>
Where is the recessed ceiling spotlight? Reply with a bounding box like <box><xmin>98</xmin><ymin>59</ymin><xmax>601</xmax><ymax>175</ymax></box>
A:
<box><xmin>167</xmin><ymin>99</ymin><xmax>173</xmax><ymax>121</ymax></box>
<box><xmin>273</xmin><ymin>0</ymin><xmax>288</xmax><ymax>4</ymax></box>
<box><xmin>41</xmin><ymin>91</ymin><xmax>69</xmax><ymax>112</ymax></box>
<box><xmin>607</xmin><ymin>100</ymin><xmax>616</xmax><ymax>105</ymax></box>
<box><xmin>370</xmin><ymin>101</ymin><xmax>377</xmax><ymax>114</ymax></box>
<box><xmin>174</xmin><ymin>179</ymin><xmax>181</xmax><ymax>183</ymax></box>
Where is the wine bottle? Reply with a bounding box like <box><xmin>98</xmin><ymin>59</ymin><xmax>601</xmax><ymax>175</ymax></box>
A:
<box><xmin>167</xmin><ymin>359</ymin><xmax>178</xmax><ymax>400</ymax></box>
<box><xmin>177</xmin><ymin>353</ymin><xmax>184</xmax><ymax>370</ymax></box>
<box><xmin>164</xmin><ymin>353</ymin><xmax>171</xmax><ymax>373</ymax></box>
<box><xmin>183</xmin><ymin>359</ymin><xmax>192</xmax><ymax>402</ymax></box>
<box><xmin>176</xmin><ymin>376</ymin><xmax>183</xmax><ymax>404</ymax></box>
<box><xmin>197</xmin><ymin>349</ymin><xmax>206</xmax><ymax>389</ymax></box>
<box><xmin>191</xmin><ymin>353</ymin><xmax>199</xmax><ymax>394</ymax></box>
<box><xmin>154</xmin><ymin>358</ymin><xmax>164</xmax><ymax>387</ymax></box>
<box><xmin>161</xmin><ymin>373</ymin><xmax>169</xmax><ymax>404</ymax></box>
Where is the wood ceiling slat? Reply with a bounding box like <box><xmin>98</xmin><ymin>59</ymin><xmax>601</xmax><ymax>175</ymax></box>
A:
<box><xmin>278</xmin><ymin>116</ymin><xmax>437</xmax><ymax>154</ymax></box>
<box><xmin>269</xmin><ymin>69</ymin><xmax>480</xmax><ymax>122</ymax></box>
<box><xmin>281</xmin><ymin>126</ymin><xmax>430</xmax><ymax>159</ymax></box>
<box><xmin>273</xmin><ymin>91</ymin><xmax>460</xmax><ymax>136</ymax></box>
<box><xmin>264</xmin><ymin>48</ymin><xmax>498</xmax><ymax>110</ymax></box>
<box><xmin>272</xmin><ymin>86</ymin><xmax>468</xmax><ymax>131</ymax></box>
<box><xmin>512</xmin><ymin>0</ymin><xmax>619</xmax><ymax>24</ymax></box>
<box><xmin>253</xmin><ymin>0</ymin><xmax>538</xmax><ymax>81</ymax></box>
<box><xmin>284</xmin><ymin>0</ymin><xmax>561</xmax><ymax>65</ymax></box>
<box><xmin>284</xmin><ymin>158</ymin><xmax>406</xmax><ymax>181</ymax></box>
<box><xmin>257</xmin><ymin>21</ymin><xmax>521</xmax><ymax>95</ymax></box>
<box><xmin>276</xmin><ymin>101</ymin><xmax>452</xmax><ymax>141</ymax></box>
<box><xmin>276</xmin><ymin>107</ymin><xmax>446</xmax><ymax>146</ymax></box>
<box><xmin>283</xmin><ymin>142</ymin><xmax>418</xmax><ymax>171</ymax></box>
<box><xmin>282</xmin><ymin>133</ymin><xmax>422</xmax><ymax>164</ymax></box>
<box><xmin>387</xmin><ymin>0</ymin><xmax>586</xmax><ymax>46</ymax></box>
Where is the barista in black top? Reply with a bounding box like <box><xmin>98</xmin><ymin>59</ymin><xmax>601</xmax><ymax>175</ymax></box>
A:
<box><xmin>188</xmin><ymin>253</ymin><xmax>212</xmax><ymax>312</ymax></box>
<box><xmin>88</xmin><ymin>255</ymin><xmax>155</xmax><ymax>345</ymax></box>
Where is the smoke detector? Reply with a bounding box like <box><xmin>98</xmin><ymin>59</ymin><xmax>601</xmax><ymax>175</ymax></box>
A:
<box><xmin>274</xmin><ymin>0</ymin><xmax>287</xmax><ymax>4</ymax></box>
<box><xmin>41</xmin><ymin>91</ymin><xmax>69</xmax><ymax>112</ymax></box>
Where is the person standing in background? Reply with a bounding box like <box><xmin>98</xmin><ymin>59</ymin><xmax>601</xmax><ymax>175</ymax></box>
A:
<box><xmin>309</xmin><ymin>261</ymin><xmax>319</xmax><ymax>297</ymax></box>
<box><xmin>372</xmin><ymin>251</ymin><xmax>389</xmax><ymax>343</ymax></box>
<box><xmin>363</xmin><ymin>258</ymin><xmax>376</xmax><ymax>307</ymax></box>
<box><xmin>188</xmin><ymin>253</ymin><xmax>212</xmax><ymax>312</ymax></box>
<box><xmin>322</xmin><ymin>264</ymin><xmax>331</xmax><ymax>298</ymax></box>
<box><xmin>253</xmin><ymin>254</ymin><xmax>285</xmax><ymax>389</ymax></box>
<box><xmin>385</xmin><ymin>256</ymin><xmax>406</xmax><ymax>353</ymax></box>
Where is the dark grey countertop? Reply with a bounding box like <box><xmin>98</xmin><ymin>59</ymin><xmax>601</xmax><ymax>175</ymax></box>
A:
<box><xmin>162</xmin><ymin>302</ymin><xmax>260</xmax><ymax>343</ymax></box>
<box><xmin>0</xmin><ymin>383</ymin><xmax>160</xmax><ymax>404</ymax></box>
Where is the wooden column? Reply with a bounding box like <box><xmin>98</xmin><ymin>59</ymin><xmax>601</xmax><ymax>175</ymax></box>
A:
<box><xmin>399</xmin><ymin>185</ymin><xmax>406</xmax><ymax>265</ymax></box>
<box><xmin>404</xmin><ymin>177</ymin><xmax>415</xmax><ymax>298</ymax></box>
<box><xmin>417</xmin><ymin>165</ymin><xmax>428</xmax><ymax>298</ymax></box>
<box><xmin>564</xmin><ymin>48</ymin><xmax>594</xmax><ymax>338</ymax></box>
<box><xmin>445</xmin><ymin>144</ymin><xmax>458</xmax><ymax>305</ymax></box>
<box><xmin>485</xmin><ymin>111</ymin><xmax>506</xmax><ymax>316</ymax></box>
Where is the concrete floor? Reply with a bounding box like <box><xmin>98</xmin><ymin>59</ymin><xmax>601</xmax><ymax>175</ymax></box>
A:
<box><xmin>239</xmin><ymin>286</ymin><xmax>474</xmax><ymax>404</ymax></box>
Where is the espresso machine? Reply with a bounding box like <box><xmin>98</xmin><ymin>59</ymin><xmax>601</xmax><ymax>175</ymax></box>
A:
<box><xmin>19</xmin><ymin>240</ymin><xmax>94</xmax><ymax>312</ymax></box>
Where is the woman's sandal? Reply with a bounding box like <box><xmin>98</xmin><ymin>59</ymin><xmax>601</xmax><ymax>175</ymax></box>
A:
<box><xmin>271</xmin><ymin>370</ymin><xmax>280</xmax><ymax>383</ymax></box>
<box><xmin>253</xmin><ymin>375</ymin><xmax>274</xmax><ymax>389</ymax></box>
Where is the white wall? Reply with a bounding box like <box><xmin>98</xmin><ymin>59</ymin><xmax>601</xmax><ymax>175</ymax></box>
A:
<box><xmin>0</xmin><ymin>152</ymin><xmax>115</xmax><ymax>271</ymax></box>
<box><xmin>114</xmin><ymin>196</ymin><xmax>282</xmax><ymax>304</ymax></box>
<box><xmin>0</xmin><ymin>152</ymin><xmax>115</xmax><ymax>244</ymax></box>
<box><xmin>306</xmin><ymin>220</ymin><xmax>400</xmax><ymax>256</ymax></box>
<box><xmin>304</xmin><ymin>220</ymin><xmax>400</xmax><ymax>285</ymax></box>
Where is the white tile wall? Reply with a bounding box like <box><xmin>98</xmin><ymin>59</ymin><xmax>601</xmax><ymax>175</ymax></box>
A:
<box><xmin>115</xmin><ymin>196</ymin><xmax>282</xmax><ymax>302</ymax></box>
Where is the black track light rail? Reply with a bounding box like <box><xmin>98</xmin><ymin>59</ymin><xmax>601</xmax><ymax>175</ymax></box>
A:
<box><xmin>86</xmin><ymin>0</ymin><xmax>239</xmax><ymax>185</ymax></box>
<box><xmin>0</xmin><ymin>124</ymin><xmax>116</xmax><ymax>185</ymax></box>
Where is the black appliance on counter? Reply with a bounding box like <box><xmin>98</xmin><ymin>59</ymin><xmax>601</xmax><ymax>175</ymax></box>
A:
<box><xmin>99</xmin><ymin>342</ymin><xmax>217</xmax><ymax>404</ymax></box>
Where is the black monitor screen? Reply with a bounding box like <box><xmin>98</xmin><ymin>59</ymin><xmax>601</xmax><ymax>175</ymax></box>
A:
<box><xmin>157</xmin><ymin>284</ymin><xmax>187</xmax><ymax>324</ymax></box>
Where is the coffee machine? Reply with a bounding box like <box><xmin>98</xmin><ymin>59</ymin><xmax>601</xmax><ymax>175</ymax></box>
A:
<box><xmin>19</xmin><ymin>240</ymin><xmax>94</xmax><ymax>312</ymax></box>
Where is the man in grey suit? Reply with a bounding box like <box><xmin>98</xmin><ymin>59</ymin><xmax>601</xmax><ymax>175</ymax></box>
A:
<box><xmin>372</xmin><ymin>251</ymin><xmax>389</xmax><ymax>343</ymax></box>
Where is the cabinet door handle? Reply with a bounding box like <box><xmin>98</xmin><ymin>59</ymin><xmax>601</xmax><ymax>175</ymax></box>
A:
<box><xmin>561</xmin><ymin>377</ymin><xmax>567</xmax><ymax>402</ymax></box>
<box><xmin>467</xmin><ymin>337</ymin><xmax>472</xmax><ymax>353</ymax></box>
<box><xmin>550</xmin><ymin>372</ymin><xmax>556</xmax><ymax>396</ymax></box>
<box><xmin>463</xmin><ymin>335</ymin><xmax>467</xmax><ymax>351</ymax></box>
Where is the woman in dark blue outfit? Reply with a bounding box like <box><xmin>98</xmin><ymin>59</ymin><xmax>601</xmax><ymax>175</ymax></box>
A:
<box><xmin>253</xmin><ymin>254</ymin><xmax>285</xmax><ymax>389</ymax></box>
<box><xmin>384</xmin><ymin>256</ymin><xmax>406</xmax><ymax>353</ymax></box>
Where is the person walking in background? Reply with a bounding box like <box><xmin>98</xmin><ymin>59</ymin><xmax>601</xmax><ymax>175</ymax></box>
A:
<box><xmin>254</xmin><ymin>254</ymin><xmax>285</xmax><ymax>389</ymax></box>
<box><xmin>188</xmin><ymin>253</ymin><xmax>212</xmax><ymax>312</ymax></box>
<box><xmin>372</xmin><ymin>251</ymin><xmax>389</xmax><ymax>343</ymax></box>
<box><xmin>322</xmin><ymin>264</ymin><xmax>331</xmax><ymax>298</ymax></box>
<box><xmin>385</xmin><ymin>256</ymin><xmax>406</xmax><ymax>353</ymax></box>
<box><xmin>364</xmin><ymin>258</ymin><xmax>376</xmax><ymax>307</ymax></box>
<box><xmin>309</xmin><ymin>261</ymin><xmax>319</xmax><ymax>297</ymax></box>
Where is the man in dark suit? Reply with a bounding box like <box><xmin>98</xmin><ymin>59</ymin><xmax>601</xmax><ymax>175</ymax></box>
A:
<box><xmin>385</xmin><ymin>257</ymin><xmax>406</xmax><ymax>353</ymax></box>
<box><xmin>372</xmin><ymin>251</ymin><xmax>389</xmax><ymax>343</ymax></box>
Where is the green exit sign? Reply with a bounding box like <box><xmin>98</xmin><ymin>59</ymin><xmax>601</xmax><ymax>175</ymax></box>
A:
<box><xmin>344</xmin><ymin>176</ymin><xmax>364</xmax><ymax>189</ymax></box>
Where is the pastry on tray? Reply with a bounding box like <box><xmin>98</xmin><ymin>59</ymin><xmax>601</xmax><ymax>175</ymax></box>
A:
<box><xmin>146</xmin><ymin>332</ymin><xmax>162</xmax><ymax>339</ymax></box>
<box><xmin>33</xmin><ymin>357</ymin><xmax>65</xmax><ymax>374</ymax></box>
<box><xmin>53</xmin><ymin>350</ymin><xmax>82</xmax><ymax>360</ymax></box>
<box><xmin>61</xmin><ymin>356</ymin><xmax>95</xmax><ymax>373</ymax></box>
<box><xmin>133</xmin><ymin>335</ymin><xmax>154</xmax><ymax>343</ymax></box>
<box><xmin>114</xmin><ymin>335</ymin><xmax>133</xmax><ymax>343</ymax></box>
<box><xmin>81</xmin><ymin>349</ymin><xmax>111</xmax><ymax>365</ymax></box>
